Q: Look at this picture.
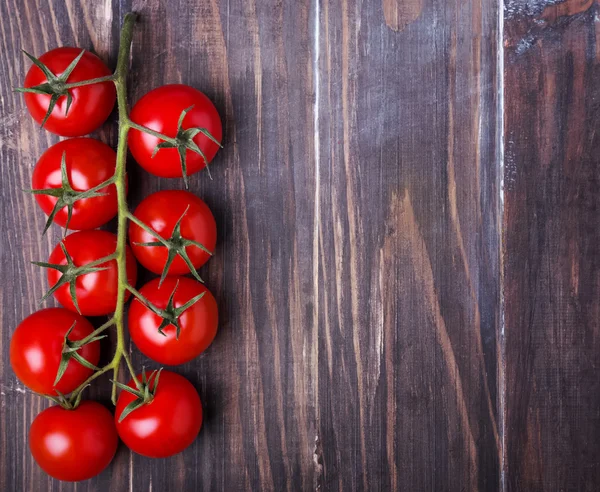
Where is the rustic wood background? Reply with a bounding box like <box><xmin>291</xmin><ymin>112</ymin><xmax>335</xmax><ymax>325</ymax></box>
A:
<box><xmin>0</xmin><ymin>0</ymin><xmax>598</xmax><ymax>491</ymax></box>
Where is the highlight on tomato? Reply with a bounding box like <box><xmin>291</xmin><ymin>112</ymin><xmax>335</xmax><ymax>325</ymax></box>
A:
<box><xmin>115</xmin><ymin>370</ymin><xmax>202</xmax><ymax>458</ymax></box>
<box><xmin>38</xmin><ymin>230</ymin><xmax>137</xmax><ymax>316</ymax></box>
<box><xmin>129</xmin><ymin>190</ymin><xmax>216</xmax><ymax>282</ymax></box>
<box><xmin>128</xmin><ymin>84</ymin><xmax>222</xmax><ymax>182</ymax></box>
<box><xmin>10</xmin><ymin>308</ymin><xmax>100</xmax><ymax>395</ymax></box>
<box><xmin>29</xmin><ymin>401</ymin><xmax>118</xmax><ymax>481</ymax></box>
<box><xmin>20</xmin><ymin>47</ymin><xmax>116</xmax><ymax>137</ymax></box>
<box><xmin>31</xmin><ymin>138</ymin><xmax>119</xmax><ymax>233</ymax></box>
<box><xmin>128</xmin><ymin>276</ymin><xmax>218</xmax><ymax>365</ymax></box>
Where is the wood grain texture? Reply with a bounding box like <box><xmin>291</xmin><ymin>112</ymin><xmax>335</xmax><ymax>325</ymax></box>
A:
<box><xmin>382</xmin><ymin>0</ymin><xmax>424</xmax><ymax>31</ymax></box>
<box><xmin>503</xmin><ymin>1</ymin><xmax>600</xmax><ymax>491</ymax></box>
<box><xmin>16</xmin><ymin>0</ymin><xmax>600</xmax><ymax>490</ymax></box>
<box><xmin>315</xmin><ymin>0</ymin><xmax>500</xmax><ymax>490</ymax></box>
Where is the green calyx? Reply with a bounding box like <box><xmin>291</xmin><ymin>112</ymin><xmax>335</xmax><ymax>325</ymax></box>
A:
<box><xmin>15</xmin><ymin>49</ymin><xmax>114</xmax><ymax>129</ymax></box>
<box><xmin>54</xmin><ymin>322</ymin><xmax>105</xmax><ymax>387</ymax></box>
<box><xmin>129</xmin><ymin>206</ymin><xmax>212</xmax><ymax>285</ymax></box>
<box><xmin>150</xmin><ymin>105</ymin><xmax>222</xmax><ymax>188</ymax></box>
<box><xmin>33</xmin><ymin>243</ymin><xmax>116</xmax><ymax>314</ymax></box>
<box><xmin>112</xmin><ymin>367</ymin><xmax>163</xmax><ymax>422</ymax></box>
<box><xmin>26</xmin><ymin>151</ymin><xmax>114</xmax><ymax>235</ymax></box>
<box><xmin>43</xmin><ymin>385</ymin><xmax>89</xmax><ymax>410</ymax></box>
<box><xmin>128</xmin><ymin>280</ymin><xmax>206</xmax><ymax>338</ymax></box>
<box><xmin>15</xmin><ymin>50</ymin><xmax>85</xmax><ymax>128</ymax></box>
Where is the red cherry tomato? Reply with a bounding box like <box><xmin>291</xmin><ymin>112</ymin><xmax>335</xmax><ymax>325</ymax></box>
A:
<box><xmin>115</xmin><ymin>370</ymin><xmax>202</xmax><ymax>458</ymax></box>
<box><xmin>29</xmin><ymin>401</ymin><xmax>118</xmax><ymax>481</ymax></box>
<box><xmin>129</xmin><ymin>190</ymin><xmax>216</xmax><ymax>276</ymax></box>
<box><xmin>128</xmin><ymin>277</ymin><xmax>218</xmax><ymax>365</ymax></box>
<box><xmin>10</xmin><ymin>308</ymin><xmax>100</xmax><ymax>395</ymax></box>
<box><xmin>32</xmin><ymin>138</ymin><xmax>118</xmax><ymax>230</ymax></box>
<box><xmin>128</xmin><ymin>84</ymin><xmax>222</xmax><ymax>178</ymax></box>
<box><xmin>23</xmin><ymin>47</ymin><xmax>115</xmax><ymax>137</ymax></box>
<box><xmin>47</xmin><ymin>230</ymin><xmax>137</xmax><ymax>316</ymax></box>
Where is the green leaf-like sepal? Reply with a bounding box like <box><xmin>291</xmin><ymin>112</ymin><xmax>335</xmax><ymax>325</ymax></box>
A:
<box><xmin>34</xmin><ymin>243</ymin><xmax>116</xmax><ymax>313</ymax></box>
<box><xmin>119</xmin><ymin>398</ymin><xmax>146</xmax><ymax>422</ymax></box>
<box><xmin>128</xmin><ymin>282</ymin><xmax>205</xmax><ymax>339</ymax></box>
<box><xmin>151</xmin><ymin>368</ymin><xmax>163</xmax><ymax>394</ymax></box>
<box><xmin>113</xmin><ymin>369</ymin><xmax>163</xmax><ymax>423</ymax></box>
<box><xmin>26</xmin><ymin>151</ymin><xmax>113</xmax><ymax>235</ymax></box>
<box><xmin>112</xmin><ymin>380</ymin><xmax>144</xmax><ymax>398</ymax></box>
<box><xmin>142</xmin><ymin>105</ymin><xmax>222</xmax><ymax>188</ymax></box>
<box><xmin>129</xmin><ymin>206</ymin><xmax>212</xmax><ymax>286</ymax></box>
<box><xmin>39</xmin><ymin>384</ymin><xmax>89</xmax><ymax>410</ymax></box>
<box><xmin>151</xmin><ymin>141</ymin><xmax>176</xmax><ymax>157</ymax></box>
<box><xmin>15</xmin><ymin>50</ymin><xmax>86</xmax><ymax>129</ymax></box>
<box><xmin>53</xmin><ymin>322</ymin><xmax>104</xmax><ymax>387</ymax></box>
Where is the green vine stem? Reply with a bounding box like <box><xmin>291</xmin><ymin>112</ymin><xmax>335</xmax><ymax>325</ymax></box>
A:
<box><xmin>66</xmin><ymin>13</ymin><xmax>148</xmax><ymax>405</ymax></box>
<box><xmin>109</xmin><ymin>11</ymin><xmax>136</xmax><ymax>405</ymax></box>
<box><xmin>63</xmin><ymin>74</ymin><xmax>115</xmax><ymax>89</ymax></box>
<box><xmin>128</xmin><ymin>121</ymin><xmax>178</xmax><ymax>145</ymax></box>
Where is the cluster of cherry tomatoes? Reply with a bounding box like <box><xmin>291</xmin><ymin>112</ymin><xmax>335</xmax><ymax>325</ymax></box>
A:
<box><xmin>10</xmin><ymin>42</ymin><xmax>222</xmax><ymax>481</ymax></box>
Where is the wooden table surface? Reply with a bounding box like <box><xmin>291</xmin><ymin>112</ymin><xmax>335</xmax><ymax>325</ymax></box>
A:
<box><xmin>1</xmin><ymin>0</ymin><xmax>599</xmax><ymax>491</ymax></box>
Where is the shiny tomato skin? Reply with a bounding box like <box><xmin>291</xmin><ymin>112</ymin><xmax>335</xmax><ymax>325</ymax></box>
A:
<box><xmin>24</xmin><ymin>47</ymin><xmax>115</xmax><ymax>137</ymax></box>
<box><xmin>29</xmin><ymin>401</ymin><xmax>118</xmax><ymax>481</ymax></box>
<box><xmin>128</xmin><ymin>277</ymin><xmax>218</xmax><ymax>365</ymax></box>
<box><xmin>115</xmin><ymin>371</ymin><xmax>202</xmax><ymax>458</ymax></box>
<box><xmin>32</xmin><ymin>138</ymin><xmax>119</xmax><ymax>230</ymax></box>
<box><xmin>10</xmin><ymin>308</ymin><xmax>100</xmax><ymax>395</ymax></box>
<box><xmin>128</xmin><ymin>84</ymin><xmax>222</xmax><ymax>178</ymax></box>
<box><xmin>47</xmin><ymin>230</ymin><xmax>137</xmax><ymax>316</ymax></box>
<box><xmin>129</xmin><ymin>190</ymin><xmax>216</xmax><ymax>276</ymax></box>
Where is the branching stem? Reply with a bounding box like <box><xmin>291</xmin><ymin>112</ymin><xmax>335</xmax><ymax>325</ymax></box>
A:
<box><xmin>57</xmin><ymin>13</ymin><xmax>182</xmax><ymax>406</ymax></box>
<box><xmin>78</xmin><ymin>317</ymin><xmax>115</xmax><ymax>345</ymax></box>
<box><xmin>63</xmin><ymin>74</ymin><xmax>115</xmax><ymax>89</ymax></box>
<box><xmin>67</xmin><ymin>13</ymin><xmax>162</xmax><ymax>405</ymax></box>
<box><xmin>128</xmin><ymin>120</ymin><xmax>178</xmax><ymax>145</ymax></box>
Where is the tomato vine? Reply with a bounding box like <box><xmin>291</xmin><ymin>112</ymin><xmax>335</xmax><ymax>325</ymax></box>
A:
<box><xmin>12</xmin><ymin>12</ymin><xmax>220</xmax><ymax>477</ymax></box>
<box><xmin>19</xmin><ymin>12</ymin><xmax>216</xmax><ymax>403</ymax></box>
<box><xmin>61</xmin><ymin>13</ymin><xmax>215</xmax><ymax>404</ymax></box>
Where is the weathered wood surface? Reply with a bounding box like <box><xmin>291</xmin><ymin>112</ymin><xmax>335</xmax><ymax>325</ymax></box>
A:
<box><xmin>0</xmin><ymin>0</ymin><xmax>597</xmax><ymax>491</ymax></box>
<box><xmin>503</xmin><ymin>1</ymin><xmax>600</xmax><ymax>491</ymax></box>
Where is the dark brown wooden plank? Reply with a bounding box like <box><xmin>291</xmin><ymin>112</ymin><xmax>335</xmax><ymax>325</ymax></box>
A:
<box><xmin>315</xmin><ymin>0</ymin><xmax>501</xmax><ymax>490</ymax></box>
<box><xmin>503</xmin><ymin>1</ymin><xmax>600</xmax><ymax>490</ymax></box>
<box><xmin>1</xmin><ymin>0</ymin><xmax>502</xmax><ymax>491</ymax></box>
<box><xmin>126</xmin><ymin>1</ymin><xmax>319</xmax><ymax>491</ymax></box>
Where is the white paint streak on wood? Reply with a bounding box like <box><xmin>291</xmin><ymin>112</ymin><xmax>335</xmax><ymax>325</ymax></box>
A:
<box><xmin>129</xmin><ymin>451</ymin><xmax>133</xmax><ymax>492</ymax></box>
<box><xmin>498</xmin><ymin>0</ymin><xmax>507</xmax><ymax>490</ymax></box>
<box><xmin>312</xmin><ymin>2</ymin><xmax>321</xmax><ymax>470</ymax></box>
